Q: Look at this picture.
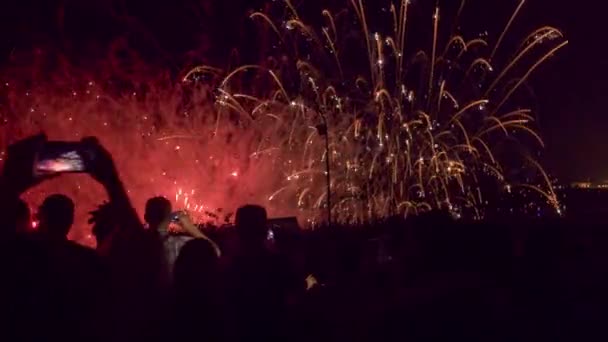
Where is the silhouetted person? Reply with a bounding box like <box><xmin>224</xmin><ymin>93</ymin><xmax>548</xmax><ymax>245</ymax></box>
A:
<box><xmin>89</xmin><ymin>202</ymin><xmax>119</xmax><ymax>254</ymax></box>
<box><xmin>0</xmin><ymin>135</ymin><xmax>140</xmax><ymax>341</ymax></box>
<box><xmin>142</xmin><ymin>197</ymin><xmax>216</xmax><ymax>338</ymax></box>
<box><xmin>144</xmin><ymin>196</ymin><xmax>217</xmax><ymax>285</ymax></box>
<box><xmin>235</xmin><ymin>204</ymin><xmax>269</xmax><ymax>250</ymax></box>
<box><xmin>173</xmin><ymin>238</ymin><xmax>224</xmax><ymax>341</ymax></box>
<box><xmin>29</xmin><ymin>194</ymin><xmax>107</xmax><ymax>340</ymax></box>
<box><xmin>10</xmin><ymin>198</ymin><xmax>31</xmax><ymax>234</ymax></box>
<box><xmin>145</xmin><ymin>196</ymin><xmax>172</xmax><ymax>230</ymax></box>
<box><xmin>37</xmin><ymin>194</ymin><xmax>74</xmax><ymax>241</ymax></box>
<box><xmin>0</xmin><ymin>197</ymin><xmax>44</xmax><ymax>341</ymax></box>
<box><xmin>225</xmin><ymin>205</ymin><xmax>300</xmax><ymax>341</ymax></box>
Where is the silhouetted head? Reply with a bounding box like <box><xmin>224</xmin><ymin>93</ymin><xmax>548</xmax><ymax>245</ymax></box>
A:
<box><xmin>89</xmin><ymin>202</ymin><xmax>117</xmax><ymax>247</ymax></box>
<box><xmin>38</xmin><ymin>194</ymin><xmax>74</xmax><ymax>240</ymax></box>
<box><xmin>173</xmin><ymin>238</ymin><xmax>222</xmax><ymax>324</ymax></box>
<box><xmin>4</xmin><ymin>198</ymin><xmax>31</xmax><ymax>234</ymax></box>
<box><xmin>235</xmin><ymin>205</ymin><xmax>268</xmax><ymax>243</ymax></box>
<box><xmin>174</xmin><ymin>238</ymin><xmax>220</xmax><ymax>284</ymax></box>
<box><xmin>145</xmin><ymin>196</ymin><xmax>172</xmax><ymax>229</ymax></box>
<box><xmin>15</xmin><ymin>199</ymin><xmax>31</xmax><ymax>234</ymax></box>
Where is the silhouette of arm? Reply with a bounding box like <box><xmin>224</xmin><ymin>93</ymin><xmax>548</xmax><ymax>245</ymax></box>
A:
<box><xmin>176</xmin><ymin>212</ymin><xmax>221</xmax><ymax>257</ymax></box>
<box><xmin>102</xmin><ymin>176</ymin><xmax>143</xmax><ymax>232</ymax></box>
<box><xmin>83</xmin><ymin>137</ymin><xmax>143</xmax><ymax>232</ymax></box>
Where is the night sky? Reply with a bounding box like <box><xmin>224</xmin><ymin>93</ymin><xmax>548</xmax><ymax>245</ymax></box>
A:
<box><xmin>522</xmin><ymin>0</ymin><xmax>606</xmax><ymax>182</ymax></box>
<box><xmin>0</xmin><ymin>0</ymin><xmax>603</xmax><ymax>182</ymax></box>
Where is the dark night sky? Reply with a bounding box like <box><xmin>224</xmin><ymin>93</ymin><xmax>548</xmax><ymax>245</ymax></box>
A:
<box><xmin>523</xmin><ymin>0</ymin><xmax>607</xmax><ymax>182</ymax></box>
<box><xmin>0</xmin><ymin>0</ymin><xmax>603</xmax><ymax>182</ymax></box>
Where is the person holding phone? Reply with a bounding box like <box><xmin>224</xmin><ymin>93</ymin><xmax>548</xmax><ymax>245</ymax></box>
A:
<box><xmin>0</xmin><ymin>133</ymin><xmax>169</xmax><ymax>340</ymax></box>
<box><xmin>144</xmin><ymin>197</ymin><xmax>220</xmax><ymax>288</ymax></box>
<box><xmin>0</xmin><ymin>134</ymin><xmax>145</xmax><ymax>340</ymax></box>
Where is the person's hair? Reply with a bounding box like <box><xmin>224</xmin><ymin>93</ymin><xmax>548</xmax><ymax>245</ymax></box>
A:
<box><xmin>38</xmin><ymin>194</ymin><xmax>74</xmax><ymax>238</ymax></box>
<box><xmin>174</xmin><ymin>238</ymin><xmax>219</xmax><ymax>279</ymax></box>
<box><xmin>89</xmin><ymin>202</ymin><xmax>116</xmax><ymax>244</ymax></box>
<box><xmin>235</xmin><ymin>205</ymin><xmax>268</xmax><ymax>241</ymax></box>
<box><xmin>6</xmin><ymin>198</ymin><xmax>31</xmax><ymax>234</ymax></box>
<box><xmin>173</xmin><ymin>239</ymin><xmax>221</xmax><ymax>324</ymax></box>
<box><xmin>144</xmin><ymin>196</ymin><xmax>172</xmax><ymax>227</ymax></box>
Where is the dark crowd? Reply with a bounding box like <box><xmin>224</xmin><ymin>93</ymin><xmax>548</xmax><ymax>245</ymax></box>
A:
<box><xmin>1</xmin><ymin>135</ymin><xmax>607</xmax><ymax>342</ymax></box>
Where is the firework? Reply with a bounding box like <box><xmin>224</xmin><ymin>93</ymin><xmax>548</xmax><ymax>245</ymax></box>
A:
<box><xmin>1</xmin><ymin>0</ymin><xmax>566</xmax><ymax>242</ymax></box>
<box><xmin>183</xmin><ymin>0</ymin><xmax>566</xmax><ymax>223</ymax></box>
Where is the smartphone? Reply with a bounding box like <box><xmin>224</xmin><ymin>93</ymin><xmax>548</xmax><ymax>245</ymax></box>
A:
<box><xmin>34</xmin><ymin>141</ymin><xmax>91</xmax><ymax>176</ymax></box>
<box><xmin>170</xmin><ymin>211</ymin><xmax>183</xmax><ymax>223</ymax></box>
<box><xmin>266</xmin><ymin>228</ymin><xmax>275</xmax><ymax>241</ymax></box>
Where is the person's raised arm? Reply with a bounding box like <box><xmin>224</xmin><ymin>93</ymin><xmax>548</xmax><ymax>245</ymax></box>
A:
<box><xmin>82</xmin><ymin>137</ymin><xmax>143</xmax><ymax>232</ymax></box>
<box><xmin>175</xmin><ymin>211</ymin><xmax>221</xmax><ymax>257</ymax></box>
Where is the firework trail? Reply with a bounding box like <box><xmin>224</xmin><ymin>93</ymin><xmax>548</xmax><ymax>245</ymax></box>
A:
<box><xmin>184</xmin><ymin>0</ymin><xmax>567</xmax><ymax>223</ymax></box>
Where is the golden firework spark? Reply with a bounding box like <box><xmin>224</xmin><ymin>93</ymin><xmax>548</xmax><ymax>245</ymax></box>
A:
<box><xmin>184</xmin><ymin>0</ymin><xmax>566</xmax><ymax>223</ymax></box>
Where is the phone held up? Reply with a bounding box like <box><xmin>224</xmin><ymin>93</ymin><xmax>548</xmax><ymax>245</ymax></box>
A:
<box><xmin>33</xmin><ymin>140</ymin><xmax>96</xmax><ymax>177</ymax></box>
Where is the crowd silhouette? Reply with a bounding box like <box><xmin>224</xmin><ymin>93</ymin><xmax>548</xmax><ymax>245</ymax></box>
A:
<box><xmin>0</xmin><ymin>134</ymin><xmax>607</xmax><ymax>341</ymax></box>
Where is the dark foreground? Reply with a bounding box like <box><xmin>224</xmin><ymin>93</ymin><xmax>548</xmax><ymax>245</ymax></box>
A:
<box><xmin>0</xmin><ymin>135</ymin><xmax>606</xmax><ymax>341</ymax></box>
<box><xmin>2</xmin><ymin>215</ymin><xmax>608</xmax><ymax>341</ymax></box>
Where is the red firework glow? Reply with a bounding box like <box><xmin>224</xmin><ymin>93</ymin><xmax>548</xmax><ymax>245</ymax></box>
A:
<box><xmin>0</xmin><ymin>60</ymin><xmax>302</xmax><ymax>245</ymax></box>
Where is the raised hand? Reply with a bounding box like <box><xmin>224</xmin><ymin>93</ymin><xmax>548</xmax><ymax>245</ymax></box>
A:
<box><xmin>80</xmin><ymin>137</ymin><xmax>142</xmax><ymax>231</ymax></box>
<box><xmin>1</xmin><ymin>133</ymin><xmax>55</xmax><ymax>196</ymax></box>
<box><xmin>80</xmin><ymin>137</ymin><xmax>120</xmax><ymax>189</ymax></box>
